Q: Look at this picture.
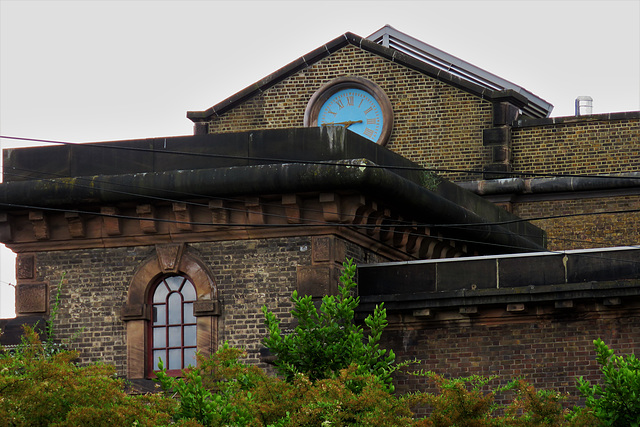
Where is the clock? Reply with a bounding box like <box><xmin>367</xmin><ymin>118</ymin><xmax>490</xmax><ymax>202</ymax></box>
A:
<box><xmin>304</xmin><ymin>77</ymin><xmax>393</xmax><ymax>145</ymax></box>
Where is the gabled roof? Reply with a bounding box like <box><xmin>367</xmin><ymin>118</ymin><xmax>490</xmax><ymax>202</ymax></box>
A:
<box><xmin>367</xmin><ymin>25</ymin><xmax>553</xmax><ymax>118</ymax></box>
<box><xmin>187</xmin><ymin>26</ymin><xmax>553</xmax><ymax>122</ymax></box>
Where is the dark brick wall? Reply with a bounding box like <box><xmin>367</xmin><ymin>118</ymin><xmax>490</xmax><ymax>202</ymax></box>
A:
<box><xmin>35</xmin><ymin>246</ymin><xmax>152</xmax><ymax>373</ymax></box>
<box><xmin>189</xmin><ymin>238</ymin><xmax>312</xmax><ymax>365</ymax></box>
<box><xmin>35</xmin><ymin>235</ymin><xmax>386</xmax><ymax>375</ymax></box>
<box><xmin>385</xmin><ymin>307</ymin><xmax>640</xmax><ymax>407</ymax></box>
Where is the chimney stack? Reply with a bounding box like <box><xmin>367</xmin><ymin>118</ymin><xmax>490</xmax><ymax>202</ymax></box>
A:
<box><xmin>575</xmin><ymin>96</ymin><xmax>593</xmax><ymax>116</ymax></box>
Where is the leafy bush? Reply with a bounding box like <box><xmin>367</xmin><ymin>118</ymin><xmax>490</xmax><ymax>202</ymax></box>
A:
<box><xmin>0</xmin><ymin>326</ymin><xmax>175</xmax><ymax>426</ymax></box>
<box><xmin>574</xmin><ymin>338</ymin><xmax>640</xmax><ymax>426</ymax></box>
<box><xmin>407</xmin><ymin>371</ymin><xmax>581</xmax><ymax>426</ymax></box>
<box><xmin>262</xmin><ymin>258</ymin><xmax>396</xmax><ymax>390</ymax></box>
<box><xmin>155</xmin><ymin>345</ymin><xmax>424</xmax><ymax>427</ymax></box>
<box><xmin>3</xmin><ymin>265</ymin><xmax>636</xmax><ymax>426</ymax></box>
<box><xmin>154</xmin><ymin>343</ymin><xmax>259</xmax><ymax>426</ymax></box>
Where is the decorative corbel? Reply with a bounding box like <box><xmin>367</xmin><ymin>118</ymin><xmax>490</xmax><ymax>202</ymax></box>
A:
<box><xmin>29</xmin><ymin>211</ymin><xmax>49</xmax><ymax>240</ymax></box>
<box><xmin>209</xmin><ymin>199</ymin><xmax>229</xmax><ymax>229</ymax></box>
<box><xmin>136</xmin><ymin>204</ymin><xmax>157</xmax><ymax>233</ymax></box>
<box><xmin>281</xmin><ymin>194</ymin><xmax>302</xmax><ymax>224</ymax></box>
<box><xmin>64</xmin><ymin>211</ymin><xmax>86</xmax><ymax>238</ymax></box>
<box><xmin>245</xmin><ymin>197</ymin><xmax>265</xmax><ymax>225</ymax></box>
<box><xmin>101</xmin><ymin>206</ymin><xmax>122</xmax><ymax>236</ymax></box>
<box><xmin>172</xmin><ymin>203</ymin><xmax>193</xmax><ymax>231</ymax></box>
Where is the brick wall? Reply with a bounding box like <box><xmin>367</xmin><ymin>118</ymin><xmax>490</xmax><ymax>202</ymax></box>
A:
<box><xmin>511</xmin><ymin>116</ymin><xmax>639</xmax><ymax>176</ymax></box>
<box><xmin>514</xmin><ymin>194</ymin><xmax>640</xmax><ymax>250</ymax></box>
<box><xmin>35</xmin><ymin>246</ymin><xmax>152</xmax><ymax>373</ymax></box>
<box><xmin>206</xmin><ymin>45</ymin><xmax>493</xmax><ymax>182</ymax></box>
<box><xmin>35</xmin><ymin>234</ymin><xmax>385</xmax><ymax>375</ymax></box>
<box><xmin>384</xmin><ymin>307</ymin><xmax>640</xmax><ymax>407</ymax></box>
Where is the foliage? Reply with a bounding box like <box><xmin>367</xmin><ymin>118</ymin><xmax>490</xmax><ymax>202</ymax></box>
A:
<box><xmin>155</xmin><ymin>345</ymin><xmax>423</xmax><ymax>427</ymax></box>
<box><xmin>154</xmin><ymin>343</ymin><xmax>257</xmax><ymax>426</ymax></box>
<box><xmin>262</xmin><ymin>258</ymin><xmax>396</xmax><ymax>390</ymax></box>
<box><xmin>420</xmin><ymin>168</ymin><xmax>442</xmax><ymax>191</ymax></box>
<box><xmin>412</xmin><ymin>372</ymin><xmax>498</xmax><ymax>426</ymax></box>
<box><xmin>0</xmin><ymin>326</ymin><xmax>176</xmax><ymax>426</ymax></box>
<box><xmin>407</xmin><ymin>371</ymin><xmax>582</xmax><ymax>426</ymax></box>
<box><xmin>574</xmin><ymin>338</ymin><xmax>640</xmax><ymax>426</ymax></box>
<box><xmin>501</xmin><ymin>379</ymin><xmax>574</xmax><ymax>426</ymax></box>
<box><xmin>2</xmin><ymin>266</ymin><xmax>636</xmax><ymax>426</ymax></box>
<box><xmin>43</xmin><ymin>272</ymin><xmax>65</xmax><ymax>356</ymax></box>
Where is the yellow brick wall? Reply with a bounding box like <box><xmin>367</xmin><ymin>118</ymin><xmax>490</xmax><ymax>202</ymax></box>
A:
<box><xmin>514</xmin><ymin>195</ymin><xmax>640</xmax><ymax>250</ymax></box>
<box><xmin>207</xmin><ymin>45</ymin><xmax>494</xmax><ymax>182</ymax></box>
<box><xmin>511</xmin><ymin>117</ymin><xmax>640</xmax><ymax>175</ymax></box>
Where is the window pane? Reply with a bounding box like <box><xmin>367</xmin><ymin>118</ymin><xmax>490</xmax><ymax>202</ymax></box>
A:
<box><xmin>181</xmin><ymin>281</ymin><xmax>196</xmax><ymax>301</ymax></box>
<box><xmin>150</xmin><ymin>275</ymin><xmax>201</xmax><ymax>373</ymax></box>
<box><xmin>153</xmin><ymin>305</ymin><xmax>166</xmax><ymax>325</ymax></box>
<box><xmin>184</xmin><ymin>347</ymin><xmax>197</xmax><ymax>368</ymax></box>
<box><xmin>153</xmin><ymin>327</ymin><xmax>166</xmax><ymax>348</ymax></box>
<box><xmin>168</xmin><ymin>349</ymin><xmax>181</xmax><ymax>370</ymax></box>
<box><xmin>168</xmin><ymin>293</ymin><xmax>182</xmax><ymax>324</ymax></box>
<box><xmin>153</xmin><ymin>283</ymin><xmax>169</xmax><ymax>303</ymax></box>
<box><xmin>169</xmin><ymin>326</ymin><xmax>181</xmax><ymax>347</ymax></box>
<box><xmin>184</xmin><ymin>303</ymin><xmax>196</xmax><ymax>323</ymax></box>
<box><xmin>165</xmin><ymin>276</ymin><xmax>183</xmax><ymax>291</ymax></box>
<box><xmin>153</xmin><ymin>350</ymin><xmax>166</xmax><ymax>371</ymax></box>
<box><xmin>184</xmin><ymin>325</ymin><xmax>197</xmax><ymax>346</ymax></box>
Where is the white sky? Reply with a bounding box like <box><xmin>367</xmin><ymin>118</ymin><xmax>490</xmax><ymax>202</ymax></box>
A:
<box><xmin>1</xmin><ymin>0</ymin><xmax>639</xmax><ymax>318</ymax></box>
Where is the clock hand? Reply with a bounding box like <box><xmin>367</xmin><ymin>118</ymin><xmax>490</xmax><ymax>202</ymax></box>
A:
<box><xmin>342</xmin><ymin>120</ymin><xmax>362</xmax><ymax>129</ymax></box>
<box><xmin>321</xmin><ymin>120</ymin><xmax>363</xmax><ymax>128</ymax></box>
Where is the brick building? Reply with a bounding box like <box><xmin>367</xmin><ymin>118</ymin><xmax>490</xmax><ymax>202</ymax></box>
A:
<box><xmin>1</xmin><ymin>26</ymin><xmax>638</xmax><ymax>399</ymax></box>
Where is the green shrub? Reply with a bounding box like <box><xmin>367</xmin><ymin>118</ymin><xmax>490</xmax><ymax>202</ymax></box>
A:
<box><xmin>0</xmin><ymin>326</ymin><xmax>175</xmax><ymax>426</ymax></box>
<box><xmin>155</xmin><ymin>344</ymin><xmax>423</xmax><ymax>426</ymax></box>
<box><xmin>154</xmin><ymin>343</ymin><xmax>259</xmax><ymax>426</ymax></box>
<box><xmin>574</xmin><ymin>338</ymin><xmax>640</xmax><ymax>426</ymax></box>
<box><xmin>262</xmin><ymin>259</ymin><xmax>396</xmax><ymax>391</ymax></box>
<box><xmin>407</xmin><ymin>371</ymin><xmax>577</xmax><ymax>426</ymax></box>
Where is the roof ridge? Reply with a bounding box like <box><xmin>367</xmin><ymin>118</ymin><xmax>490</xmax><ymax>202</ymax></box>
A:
<box><xmin>187</xmin><ymin>27</ymin><xmax>552</xmax><ymax>122</ymax></box>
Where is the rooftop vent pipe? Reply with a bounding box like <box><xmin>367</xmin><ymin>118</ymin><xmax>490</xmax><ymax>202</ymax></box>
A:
<box><xmin>575</xmin><ymin>96</ymin><xmax>593</xmax><ymax>116</ymax></box>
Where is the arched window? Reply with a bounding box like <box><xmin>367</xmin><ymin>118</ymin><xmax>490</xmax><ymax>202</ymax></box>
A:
<box><xmin>149</xmin><ymin>275</ymin><xmax>198</xmax><ymax>375</ymax></box>
<box><xmin>123</xmin><ymin>245</ymin><xmax>218</xmax><ymax>380</ymax></box>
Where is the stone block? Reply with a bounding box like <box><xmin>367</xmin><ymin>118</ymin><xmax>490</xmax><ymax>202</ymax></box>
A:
<box><xmin>492</xmin><ymin>145</ymin><xmax>512</xmax><ymax>163</ymax></box>
<box><xmin>437</xmin><ymin>258</ymin><xmax>496</xmax><ymax>291</ymax></box>
<box><xmin>121</xmin><ymin>303</ymin><xmax>149</xmax><ymax>321</ymax></box>
<box><xmin>498</xmin><ymin>254</ymin><xmax>566</xmax><ymax>288</ymax></box>
<box><xmin>17</xmin><ymin>254</ymin><xmax>34</xmax><ymax>280</ymax></box>
<box><xmin>357</xmin><ymin>262</ymin><xmax>436</xmax><ymax>296</ymax></box>
<box><xmin>566</xmin><ymin>248</ymin><xmax>640</xmax><ymax>283</ymax></box>
<box><xmin>482</xmin><ymin>127</ymin><xmax>511</xmax><ymax>146</ymax></box>
<box><xmin>493</xmin><ymin>102</ymin><xmax>520</xmax><ymax>125</ymax></box>
<box><xmin>194</xmin><ymin>299</ymin><xmax>221</xmax><ymax>316</ymax></box>
<box><xmin>297</xmin><ymin>265</ymin><xmax>339</xmax><ymax>298</ymax></box>
<box><xmin>16</xmin><ymin>282</ymin><xmax>47</xmax><ymax>314</ymax></box>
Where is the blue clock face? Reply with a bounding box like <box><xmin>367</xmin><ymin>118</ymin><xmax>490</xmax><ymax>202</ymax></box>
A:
<box><xmin>317</xmin><ymin>88</ymin><xmax>384</xmax><ymax>142</ymax></box>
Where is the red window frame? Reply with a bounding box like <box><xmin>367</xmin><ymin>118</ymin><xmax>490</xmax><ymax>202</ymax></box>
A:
<box><xmin>148</xmin><ymin>275</ymin><xmax>198</xmax><ymax>377</ymax></box>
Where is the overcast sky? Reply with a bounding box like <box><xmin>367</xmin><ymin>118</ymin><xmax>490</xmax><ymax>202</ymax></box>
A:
<box><xmin>1</xmin><ymin>0</ymin><xmax>639</xmax><ymax>318</ymax></box>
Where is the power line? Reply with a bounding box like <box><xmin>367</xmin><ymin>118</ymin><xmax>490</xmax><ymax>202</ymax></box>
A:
<box><xmin>2</xmin><ymin>200</ymin><xmax>640</xmax><ymax>263</ymax></box>
<box><xmin>2</xmin><ymin>137</ymin><xmax>639</xmax><ymax>262</ymax></box>
<box><xmin>2</xmin><ymin>135</ymin><xmax>640</xmax><ymax>181</ymax></box>
<box><xmin>1</xmin><ymin>164</ymin><xmax>639</xmax><ymax>245</ymax></box>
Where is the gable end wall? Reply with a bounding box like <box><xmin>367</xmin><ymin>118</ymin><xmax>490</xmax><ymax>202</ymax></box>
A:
<box><xmin>206</xmin><ymin>45</ymin><xmax>494</xmax><ymax>182</ymax></box>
